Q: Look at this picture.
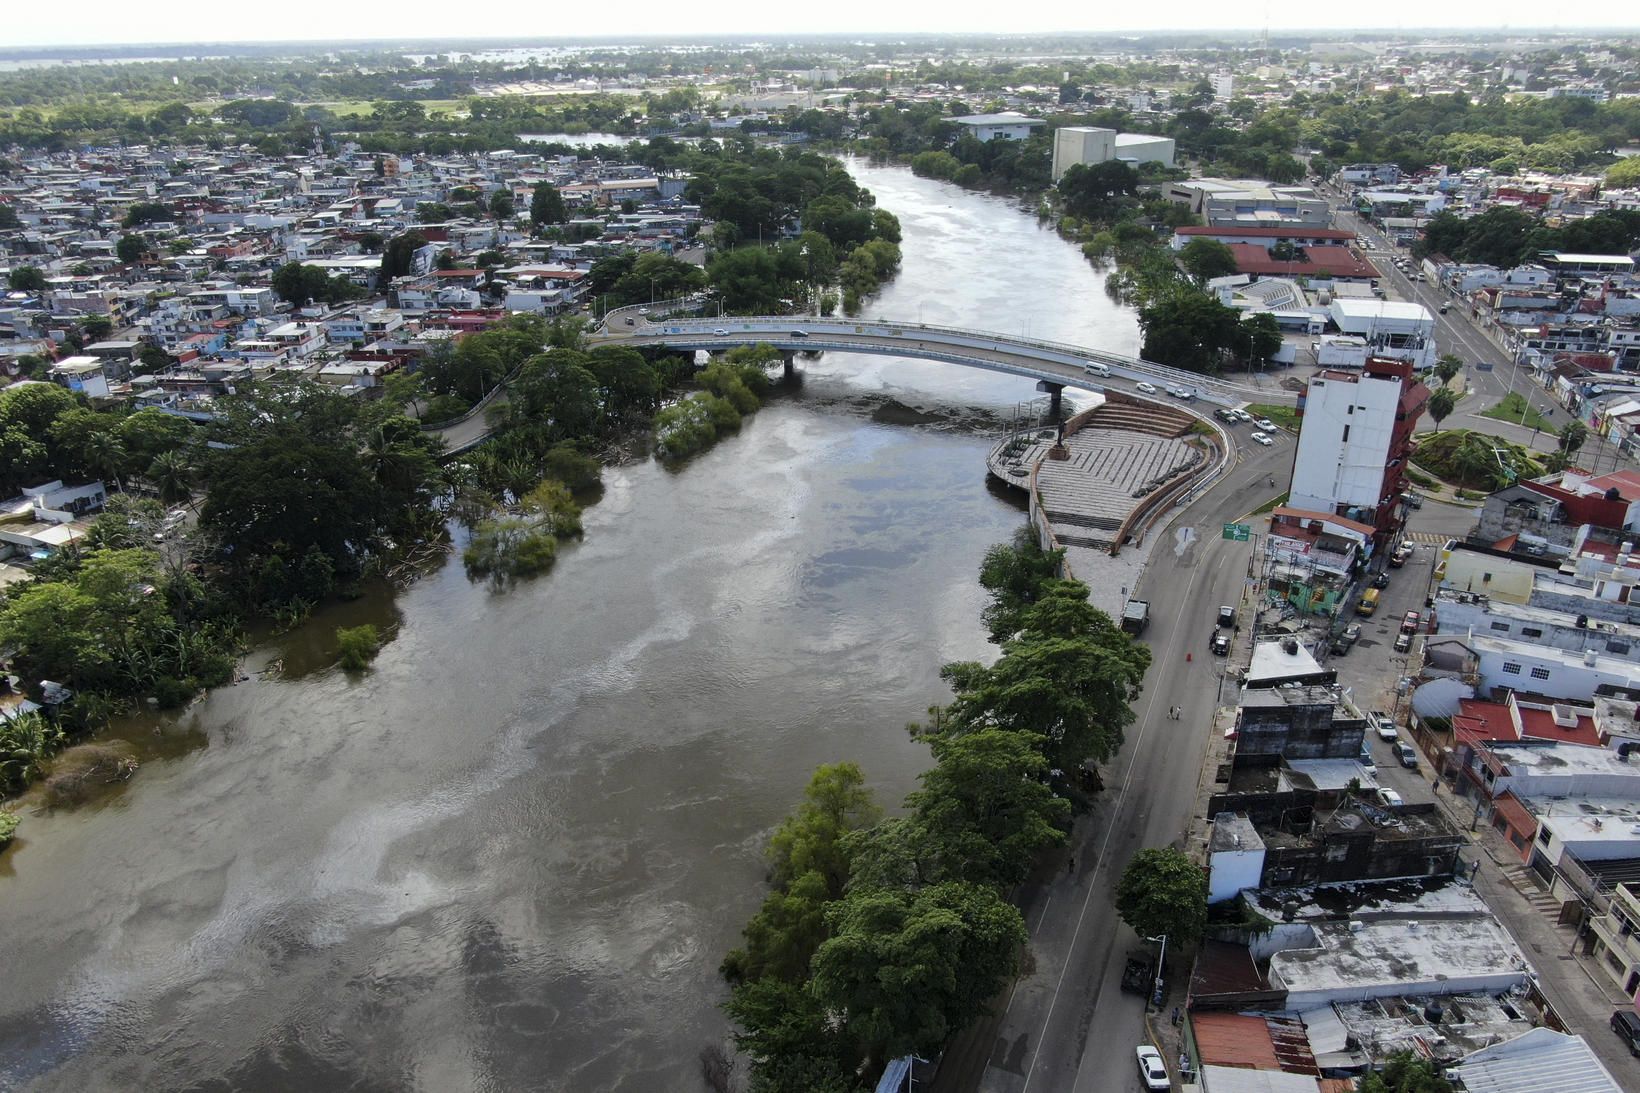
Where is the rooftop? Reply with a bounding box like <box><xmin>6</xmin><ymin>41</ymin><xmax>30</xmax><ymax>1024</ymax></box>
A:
<box><xmin>1490</xmin><ymin>740</ymin><xmax>1640</xmax><ymax>778</ymax></box>
<box><xmin>1451</xmin><ymin>1027</ymin><xmax>1623</xmax><ymax>1093</ymax></box>
<box><xmin>1269</xmin><ymin>916</ymin><xmax>1529</xmax><ymax>998</ymax></box>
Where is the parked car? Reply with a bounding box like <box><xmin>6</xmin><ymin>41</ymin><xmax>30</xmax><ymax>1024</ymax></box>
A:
<box><xmin>1217</xmin><ymin>605</ymin><xmax>1236</xmax><ymax>627</ymax></box>
<box><xmin>1210</xmin><ymin>630</ymin><xmax>1231</xmax><ymax>656</ymax></box>
<box><xmin>1370</xmin><ymin>711</ymin><xmax>1398</xmax><ymax>742</ymax></box>
<box><xmin>1135</xmin><ymin>381</ymin><xmax>1158</xmax><ymax>394</ymax></box>
<box><xmin>1371</xmin><ymin>571</ymin><xmax>1391</xmax><ymax>589</ymax></box>
<box><xmin>1249</xmin><ymin>431</ymin><xmax>1274</xmax><ymax>446</ymax></box>
<box><xmin>1394</xmin><ymin>741</ymin><xmax>1419</xmax><ymax>769</ymax></box>
<box><xmin>1377</xmin><ymin>788</ymin><xmax>1405</xmax><ymax>808</ymax></box>
<box><xmin>1400</xmin><ymin>610</ymin><xmax>1421</xmax><ymax>634</ymax></box>
<box><xmin>1331</xmin><ymin>624</ymin><xmax>1361</xmax><ymax>655</ymax></box>
<box><xmin>1359</xmin><ymin>748</ymin><xmax>1377</xmax><ymax>776</ymax></box>
<box><xmin>1255</xmin><ymin>418</ymin><xmax>1278</xmax><ymax>431</ymax></box>
<box><xmin>1135</xmin><ymin>1046</ymin><xmax>1170</xmax><ymax>1091</ymax></box>
<box><xmin>1611</xmin><ymin>1010</ymin><xmax>1640</xmax><ymax>1057</ymax></box>
<box><xmin>1394</xmin><ymin>631</ymin><xmax>1413</xmax><ymax>653</ymax></box>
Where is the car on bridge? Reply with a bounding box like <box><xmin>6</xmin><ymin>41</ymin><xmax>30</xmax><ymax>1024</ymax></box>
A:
<box><xmin>1249</xmin><ymin>432</ymin><xmax>1274</xmax><ymax>446</ymax></box>
<box><xmin>1083</xmin><ymin>361</ymin><xmax>1111</xmax><ymax>377</ymax></box>
<box><xmin>1135</xmin><ymin>381</ymin><xmax>1158</xmax><ymax>394</ymax></box>
<box><xmin>712</xmin><ymin>328</ymin><xmax>729</xmax><ymax>336</ymax></box>
<box><xmin>789</xmin><ymin>329</ymin><xmax>809</xmax><ymax>338</ymax></box>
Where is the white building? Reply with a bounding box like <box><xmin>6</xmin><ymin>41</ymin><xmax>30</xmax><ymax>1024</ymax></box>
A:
<box><xmin>1465</xmin><ymin>633</ymin><xmax>1640</xmax><ymax>700</ymax></box>
<box><xmin>1288</xmin><ymin>361</ymin><xmax>1426</xmax><ymax>533</ymax></box>
<box><xmin>1267</xmin><ymin>916</ymin><xmax>1530</xmax><ymax>1008</ymax></box>
<box><xmin>1325</xmin><ymin>300</ymin><xmax>1437</xmax><ymax>370</ymax></box>
<box><xmin>949</xmin><ymin>113</ymin><xmax>1044</xmax><ymax>142</ymax></box>
<box><xmin>1050</xmin><ymin>127</ymin><xmax>1176</xmax><ymax>180</ymax></box>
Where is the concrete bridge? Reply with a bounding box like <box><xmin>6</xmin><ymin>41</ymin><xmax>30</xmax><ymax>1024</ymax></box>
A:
<box><xmin>433</xmin><ymin>307</ymin><xmax>1298</xmax><ymax>454</ymax></box>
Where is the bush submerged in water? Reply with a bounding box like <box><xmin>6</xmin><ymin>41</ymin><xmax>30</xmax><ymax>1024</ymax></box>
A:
<box><xmin>335</xmin><ymin>624</ymin><xmax>382</xmax><ymax>671</ymax></box>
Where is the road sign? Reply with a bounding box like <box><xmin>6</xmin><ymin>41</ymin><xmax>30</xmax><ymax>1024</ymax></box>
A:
<box><xmin>1222</xmin><ymin>522</ymin><xmax>1251</xmax><ymax>541</ymax></box>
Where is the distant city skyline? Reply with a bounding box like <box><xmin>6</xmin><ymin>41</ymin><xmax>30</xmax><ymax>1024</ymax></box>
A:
<box><xmin>7</xmin><ymin>3</ymin><xmax>1640</xmax><ymax>52</ymax></box>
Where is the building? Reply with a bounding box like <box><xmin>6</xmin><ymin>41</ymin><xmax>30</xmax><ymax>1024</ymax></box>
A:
<box><xmin>1587</xmin><ymin>882</ymin><xmax>1640</xmax><ymax>999</ymax></box>
<box><xmin>1165</xmin><ymin>180</ymin><xmax>1330</xmax><ymax>229</ymax></box>
<box><xmin>1288</xmin><ymin>359</ymin><xmax>1430</xmax><ymax>542</ymax></box>
<box><xmin>1323</xmin><ymin>301</ymin><xmax>1437</xmax><ymax>370</ymax></box>
<box><xmin>1232</xmin><ymin>686</ymin><xmax>1365</xmax><ymax>759</ymax></box>
<box><xmin>1052</xmin><ymin>128</ymin><xmax>1176</xmax><ymax>179</ymax></box>
<box><xmin>949</xmin><ymin>113</ymin><xmax>1044</xmax><ymax>142</ymax></box>
<box><xmin>1448</xmin><ymin>1027</ymin><xmax>1624</xmax><ymax>1093</ymax></box>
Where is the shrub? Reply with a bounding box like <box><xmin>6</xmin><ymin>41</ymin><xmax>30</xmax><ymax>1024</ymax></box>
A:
<box><xmin>335</xmin><ymin>624</ymin><xmax>382</xmax><ymax>671</ymax></box>
<box><xmin>0</xmin><ymin>809</ymin><xmax>18</xmax><ymax>847</ymax></box>
<box><xmin>462</xmin><ymin>518</ymin><xmax>558</xmax><ymax>585</ymax></box>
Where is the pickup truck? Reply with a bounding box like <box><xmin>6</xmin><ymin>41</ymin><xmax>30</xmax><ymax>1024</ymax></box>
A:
<box><xmin>1122</xmin><ymin>599</ymin><xmax>1150</xmax><ymax>636</ymax></box>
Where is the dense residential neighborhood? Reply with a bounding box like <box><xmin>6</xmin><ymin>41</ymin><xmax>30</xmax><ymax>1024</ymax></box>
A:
<box><xmin>4</xmin><ymin>26</ymin><xmax>1640</xmax><ymax>1093</ymax></box>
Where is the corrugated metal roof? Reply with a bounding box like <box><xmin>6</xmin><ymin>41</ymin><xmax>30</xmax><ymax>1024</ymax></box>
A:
<box><xmin>1195</xmin><ymin>1013</ymin><xmax>1282</xmax><ymax>1069</ymax></box>
<box><xmin>1200</xmin><ymin>1064</ymin><xmax>1322</xmax><ymax>1092</ymax></box>
<box><xmin>1451</xmin><ymin>1028</ymin><xmax>1622</xmax><ymax>1093</ymax></box>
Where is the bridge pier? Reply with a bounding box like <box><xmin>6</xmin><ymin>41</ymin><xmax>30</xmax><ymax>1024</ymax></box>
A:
<box><xmin>782</xmin><ymin>352</ymin><xmax>796</xmax><ymax>380</ymax></box>
<box><xmin>1042</xmin><ymin>381</ymin><xmax>1064</xmax><ymax>423</ymax></box>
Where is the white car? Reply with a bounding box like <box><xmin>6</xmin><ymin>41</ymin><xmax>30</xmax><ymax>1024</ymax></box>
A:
<box><xmin>1135</xmin><ymin>1045</ymin><xmax>1169</xmax><ymax>1091</ymax></box>
<box><xmin>1370</xmin><ymin>711</ymin><xmax>1398</xmax><ymax>742</ymax></box>
<box><xmin>1378</xmin><ymin>788</ymin><xmax>1405</xmax><ymax>808</ymax></box>
<box><xmin>1231</xmin><ymin>408</ymin><xmax>1253</xmax><ymax>422</ymax></box>
<box><xmin>1256</xmin><ymin>417</ymin><xmax>1279</xmax><ymax>431</ymax></box>
<box><xmin>712</xmin><ymin>328</ymin><xmax>730</xmax><ymax>336</ymax></box>
<box><xmin>1249</xmin><ymin>431</ymin><xmax>1274</xmax><ymax>446</ymax></box>
<box><xmin>1135</xmin><ymin>381</ymin><xmax>1158</xmax><ymax>394</ymax></box>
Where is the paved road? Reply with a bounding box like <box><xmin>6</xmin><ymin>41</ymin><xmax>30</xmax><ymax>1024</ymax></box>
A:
<box><xmin>930</xmin><ymin>430</ymin><xmax>1292</xmax><ymax>1093</ymax></box>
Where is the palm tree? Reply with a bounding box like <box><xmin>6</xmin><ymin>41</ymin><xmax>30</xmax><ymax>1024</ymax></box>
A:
<box><xmin>147</xmin><ymin>450</ymin><xmax>195</xmax><ymax>509</ymax></box>
<box><xmin>83</xmin><ymin>430</ymin><xmax>129</xmax><ymax>493</ymax></box>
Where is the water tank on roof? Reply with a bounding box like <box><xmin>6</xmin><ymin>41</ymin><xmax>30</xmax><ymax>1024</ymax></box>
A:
<box><xmin>1424</xmin><ymin>1003</ymin><xmax>1444</xmax><ymax>1025</ymax></box>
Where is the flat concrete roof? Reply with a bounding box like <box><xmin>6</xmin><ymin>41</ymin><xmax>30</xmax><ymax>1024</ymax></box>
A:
<box><xmin>1270</xmin><ymin>917</ymin><xmax>1528</xmax><ymax>998</ymax></box>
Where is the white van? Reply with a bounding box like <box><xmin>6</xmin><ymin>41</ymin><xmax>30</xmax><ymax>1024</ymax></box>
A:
<box><xmin>1083</xmin><ymin>361</ymin><xmax>1111</xmax><ymax>377</ymax></box>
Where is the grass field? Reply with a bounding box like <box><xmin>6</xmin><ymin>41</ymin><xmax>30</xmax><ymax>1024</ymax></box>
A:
<box><xmin>1247</xmin><ymin>403</ymin><xmax>1301</xmax><ymax>432</ymax></box>
<box><xmin>1481</xmin><ymin>392</ymin><xmax>1553</xmax><ymax>432</ymax></box>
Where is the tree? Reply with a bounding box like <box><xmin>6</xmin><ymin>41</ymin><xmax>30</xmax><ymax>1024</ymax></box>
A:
<box><xmin>378</xmin><ymin>230</ymin><xmax>429</xmax><ymax>286</ymax></box>
<box><xmin>721</xmin><ymin>763</ymin><xmax>880</xmax><ymax>985</ymax></box>
<box><xmin>1138</xmin><ymin>285</ymin><xmax>1243</xmax><ymax>373</ymax></box>
<box><xmin>7</xmin><ymin>265</ymin><xmax>45</xmax><ymax>292</ymax></box>
<box><xmin>810</xmin><ymin>881</ymin><xmax>1026</xmax><ymax>1065</ymax></box>
<box><xmin>1357</xmin><ymin>1052</ymin><xmax>1454</xmax><ymax>1093</ymax></box>
<box><xmin>530</xmin><ymin>181</ymin><xmax>567</xmax><ymax>227</ymax></box>
<box><xmin>1604</xmin><ymin>157</ymin><xmax>1640</xmax><ymax>190</ymax></box>
<box><xmin>488</xmin><ymin>190</ymin><xmax>515</xmax><ymax>222</ymax></box>
<box><xmin>976</xmin><ymin>526</ymin><xmax>1064</xmax><ymax>643</ymax></box>
<box><xmin>0</xmin><ymin>203</ymin><xmax>19</xmax><ymax>230</ymax></box>
<box><xmin>1434</xmin><ymin>354</ymin><xmax>1463</xmax><ymax>387</ymax></box>
<box><xmin>142</xmin><ymin>450</ymin><xmax>194</xmax><ymax>508</ymax></box>
<box><xmin>1558</xmin><ymin>420</ymin><xmax>1589</xmax><ymax>458</ymax></box>
<box><xmin>1057</xmin><ymin>160</ymin><xmax>1139</xmax><ymax>223</ymax></box>
<box><xmin>1115</xmin><ymin>847</ymin><xmax>1208</xmax><ymax>946</ymax></box>
<box><xmin>115</xmin><ymin>234</ymin><xmax>148</xmax><ymax>265</ymax></box>
<box><xmin>335</xmin><ymin>624</ymin><xmax>382</xmax><ymax>671</ymax></box>
<box><xmin>1178</xmin><ymin>238</ymin><xmax>1238</xmax><ymax>282</ymax></box>
<box><xmin>940</xmin><ymin>579</ymin><xmax>1150</xmax><ymax>769</ymax></box>
<box><xmin>121</xmin><ymin>201</ymin><xmax>171</xmax><ymax>227</ymax></box>
<box><xmin>1427</xmin><ymin>387</ymin><xmax>1457</xmax><ymax>428</ymax></box>
<box><xmin>135</xmin><ymin>343</ymin><xmax>174</xmax><ymax>375</ymax></box>
<box><xmin>1240</xmin><ymin>313</ymin><xmax>1283</xmax><ymax>367</ymax></box>
<box><xmin>907</xmin><ymin>729</ymin><xmax>1069</xmax><ymax>888</ymax></box>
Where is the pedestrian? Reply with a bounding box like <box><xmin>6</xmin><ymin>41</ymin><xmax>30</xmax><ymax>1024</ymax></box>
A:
<box><xmin>1067</xmin><ymin>856</ymin><xmax>1075</xmax><ymax>874</ymax></box>
<box><xmin>1433</xmin><ymin>778</ymin><xmax>1441</xmax><ymax>794</ymax></box>
<box><xmin>1171</xmin><ymin>1006</ymin><xmax>1181</xmax><ymax>1026</ymax></box>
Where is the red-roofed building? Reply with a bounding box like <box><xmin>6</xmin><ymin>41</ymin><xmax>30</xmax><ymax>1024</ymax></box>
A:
<box><xmin>1224</xmin><ymin>243</ymin><xmax>1379</xmax><ymax>282</ymax></box>
<box><xmin>1175</xmin><ymin>225</ymin><xmax>1356</xmax><ymax>246</ymax></box>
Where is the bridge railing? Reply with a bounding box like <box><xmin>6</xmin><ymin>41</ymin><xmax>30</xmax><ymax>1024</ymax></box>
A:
<box><xmin>640</xmin><ymin>316</ymin><xmax>1293</xmax><ymax>404</ymax></box>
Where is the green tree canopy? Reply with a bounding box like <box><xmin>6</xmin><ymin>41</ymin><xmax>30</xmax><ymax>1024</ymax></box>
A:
<box><xmin>1178</xmin><ymin>237</ymin><xmax>1238</xmax><ymax>282</ymax></box>
<box><xmin>1115</xmin><ymin>847</ymin><xmax>1208</xmax><ymax>945</ymax></box>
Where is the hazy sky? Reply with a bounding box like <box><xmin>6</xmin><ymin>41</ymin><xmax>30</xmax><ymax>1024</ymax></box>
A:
<box><xmin>6</xmin><ymin>2</ymin><xmax>1640</xmax><ymax>51</ymax></box>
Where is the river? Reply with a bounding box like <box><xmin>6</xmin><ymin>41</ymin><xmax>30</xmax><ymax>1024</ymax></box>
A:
<box><xmin>0</xmin><ymin>162</ymin><xmax>1139</xmax><ymax>1092</ymax></box>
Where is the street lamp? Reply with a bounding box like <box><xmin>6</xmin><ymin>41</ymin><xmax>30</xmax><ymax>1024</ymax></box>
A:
<box><xmin>1145</xmin><ymin>933</ymin><xmax>1168</xmax><ymax>1008</ymax></box>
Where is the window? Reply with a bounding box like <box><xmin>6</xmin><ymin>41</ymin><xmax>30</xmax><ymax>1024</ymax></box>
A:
<box><xmin>1531</xmin><ymin>666</ymin><xmax>1551</xmax><ymax>680</ymax></box>
<box><xmin>1490</xmin><ymin>621</ymin><xmax>1511</xmax><ymax>632</ymax></box>
<box><xmin>1342</xmin><ymin>425</ymin><xmax>1350</xmax><ymax>443</ymax></box>
<box><xmin>1502</xmin><ymin>662</ymin><xmax>1522</xmax><ymax>675</ymax></box>
<box><xmin>1609</xmin><ymin>641</ymin><xmax>1631</xmax><ymax>656</ymax></box>
<box><xmin>1511</xmin><ymin>831</ymin><xmax>1527</xmax><ymax>849</ymax></box>
<box><xmin>1540</xmin><ymin>827</ymin><xmax>1553</xmax><ymax>844</ymax></box>
<box><xmin>1522</xmin><ymin>627</ymin><xmax>1543</xmax><ymax>638</ymax></box>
